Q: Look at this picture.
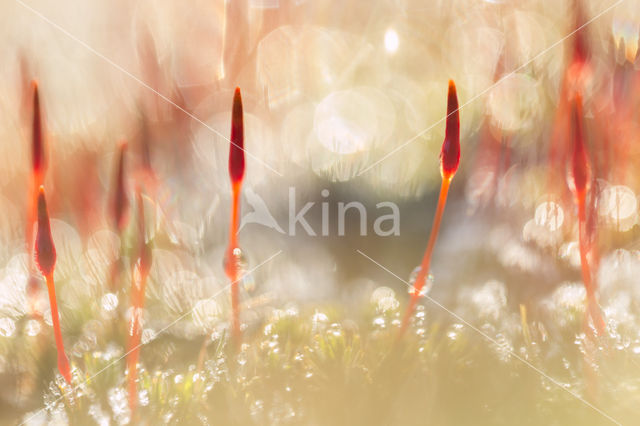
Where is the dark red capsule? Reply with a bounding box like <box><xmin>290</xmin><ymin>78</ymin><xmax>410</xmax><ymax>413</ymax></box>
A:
<box><xmin>440</xmin><ymin>80</ymin><xmax>460</xmax><ymax>180</ymax></box>
<box><xmin>571</xmin><ymin>0</ymin><xmax>589</xmax><ymax>66</ymax></box>
<box><xmin>111</xmin><ymin>142</ymin><xmax>129</xmax><ymax>231</ymax></box>
<box><xmin>35</xmin><ymin>186</ymin><xmax>56</xmax><ymax>276</ymax></box>
<box><xmin>32</xmin><ymin>81</ymin><xmax>45</xmax><ymax>176</ymax></box>
<box><xmin>229</xmin><ymin>87</ymin><xmax>245</xmax><ymax>185</ymax></box>
<box><xmin>569</xmin><ymin>95</ymin><xmax>590</xmax><ymax>197</ymax></box>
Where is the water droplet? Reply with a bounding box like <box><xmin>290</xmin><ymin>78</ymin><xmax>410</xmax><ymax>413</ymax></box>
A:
<box><xmin>88</xmin><ymin>403</ymin><xmax>110</xmax><ymax>426</ymax></box>
<box><xmin>285</xmin><ymin>306</ymin><xmax>299</xmax><ymax>317</ymax></box>
<box><xmin>101</xmin><ymin>293</ymin><xmax>119</xmax><ymax>312</ymax></box>
<box><xmin>25</xmin><ymin>319</ymin><xmax>41</xmax><ymax>336</ymax></box>
<box><xmin>312</xmin><ymin>311</ymin><xmax>328</xmax><ymax>323</ymax></box>
<box><xmin>0</xmin><ymin>318</ymin><xmax>16</xmax><ymax>337</ymax></box>
<box><xmin>447</xmin><ymin>323</ymin><xmax>464</xmax><ymax>341</ymax></box>
<box><xmin>223</xmin><ymin>247</ymin><xmax>255</xmax><ymax>293</ymax></box>
<box><xmin>559</xmin><ymin>242</ymin><xmax>581</xmax><ymax>269</ymax></box>
<box><xmin>264</xmin><ymin>323</ymin><xmax>274</xmax><ymax>335</ymax></box>
<box><xmin>250</xmin><ymin>399</ymin><xmax>264</xmax><ymax>416</ymax></box>
<box><xmin>408</xmin><ymin>266</ymin><xmax>434</xmax><ymax>297</ymax></box>
<box><xmin>237</xmin><ymin>352</ymin><xmax>248</xmax><ymax>366</ymax></box>
<box><xmin>384</xmin><ymin>28</ymin><xmax>400</xmax><ymax>53</ymax></box>
<box><xmin>138</xmin><ymin>389</ymin><xmax>150</xmax><ymax>407</ymax></box>
<box><xmin>493</xmin><ymin>334</ymin><xmax>513</xmax><ymax>362</ymax></box>
<box><xmin>108</xmin><ymin>387</ymin><xmax>131</xmax><ymax>425</ymax></box>
<box><xmin>372</xmin><ymin>316</ymin><xmax>386</xmax><ymax>328</ymax></box>
<box><xmin>371</xmin><ymin>286</ymin><xmax>399</xmax><ymax>312</ymax></box>
<box><xmin>141</xmin><ymin>328</ymin><xmax>156</xmax><ymax>344</ymax></box>
<box><xmin>312</xmin><ymin>311</ymin><xmax>329</xmax><ymax>333</ymax></box>
<box><xmin>328</xmin><ymin>323</ymin><xmax>343</xmax><ymax>337</ymax></box>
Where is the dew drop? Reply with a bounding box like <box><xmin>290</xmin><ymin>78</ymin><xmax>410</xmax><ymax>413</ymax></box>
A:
<box><xmin>250</xmin><ymin>399</ymin><xmax>265</xmax><ymax>416</ymax></box>
<box><xmin>138</xmin><ymin>389</ymin><xmax>150</xmax><ymax>407</ymax></box>
<box><xmin>108</xmin><ymin>387</ymin><xmax>131</xmax><ymax>425</ymax></box>
<box><xmin>223</xmin><ymin>247</ymin><xmax>255</xmax><ymax>293</ymax></box>
<box><xmin>101</xmin><ymin>293</ymin><xmax>119</xmax><ymax>312</ymax></box>
<box><xmin>237</xmin><ymin>352</ymin><xmax>248</xmax><ymax>366</ymax></box>
<box><xmin>408</xmin><ymin>266</ymin><xmax>434</xmax><ymax>297</ymax></box>
<box><xmin>141</xmin><ymin>328</ymin><xmax>156</xmax><ymax>344</ymax></box>
<box><xmin>312</xmin><ymin>311</ymin><xmax>328</xmax><ymax>323</ymax></box>
<box><xmin>25</xmin><ymin>319</ymin><xmax>41</xmax><ymax>336</ymax></box>
<box><xmin>328</xmin><ymin>323</ymin><xmax>343</xmax><ymax>337</ymax></box>
<box><xmin>372</xmin><ymin>316</ymin><xmax>386</xmax><ymax>329</ymax></box>
<box><xmin>371</xmin><ymin>286</ymin><xmax>399</xmax><ymax>312</ymax></box>
<box><xmin>0</xmin><ymin>317</ymin><xmax>16</xmax><ymax>337</ymax></box>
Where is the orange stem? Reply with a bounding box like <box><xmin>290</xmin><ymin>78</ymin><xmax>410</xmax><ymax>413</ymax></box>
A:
<box><xmin>45</xmin><ymin>273</ymin><xmax>71</xmax><ymax>383</ymax></box>
<box><xmin>229</xmin><ymin>182</ymin><xmax>241</xmax><ymax>249</ymax></box>
<box><xmin>227</xmin><ymin>181</ymin><xmax>242</xmax><ymax>343</ymax></box>
<box><xmin>399</xmin><ymin>177</ymin><xmax>451</xmax><ymax>337</ymax></box>
<box><xmin>577</xmin><ymin>196</ymin><xmax>605</xmax><ymax>335</ymax></box>
<box><xmin>127</xmin><ymin>271</ymin><xmax>148</xmax><ymax>414</ymax></box>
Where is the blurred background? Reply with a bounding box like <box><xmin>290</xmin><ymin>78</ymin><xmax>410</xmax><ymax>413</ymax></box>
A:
<box><xmin>0</xmin><ymin>0</ymin><xmax>638</xmax><ymax>305</ymax></box>
<box><xmin>1</xmin><ymin>0</ymin><xmax>640</xmax><ymax>424</ymax></box>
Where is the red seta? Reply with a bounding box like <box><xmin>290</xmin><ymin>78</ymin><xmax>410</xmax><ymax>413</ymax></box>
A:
<box><xmin>568</xmin><ymin>95</ymin><xmax>605</xmax><ymax>336</ymax></box>
<box><xmin>226</xmin><ymin>87</ymin><xmax>245</xmax><ymax>343</ymax></box>
<box><xmin>111</xmin><ymin>142</ymin><xmax>129</xmax><ymax>232</ymax></box>
<box><xmin>127</xmin><ymin>188</ymin><xmax>153</xmax><ymax>415</ymax></box>
<box><xmin>400</xmin><ymin>80</ymin><xmax>461</xmax><ymax>338</ymax></box>
<box><xmin>35</xmin><ymin>187</ymin><xmax>72</xmax><ymax>383</ymax></box>
<box><xmin>440</xmin><ymin>80</ymin><xmax>461</xmax><ymax>181</ymax></box>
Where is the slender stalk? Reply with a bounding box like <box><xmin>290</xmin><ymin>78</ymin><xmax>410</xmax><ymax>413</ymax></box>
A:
<box><xmin>230</xmin><ymin>182</ymin><xmax>241</xmax><ymax>249</ymax></box>
<box><xmin>108</xmin><ymin>142</ymin><xmax>128</xmax><ymax>291</ymax></box>
<box><xmin>400</xmin><ymin>178</ymin><xmax>451</xmax><ymax>335</ymax></box>
<box><xmin>35</xmin><ymin>187</ymin><xmax>71</xmax><ymax>383</ymax></box>
<box><xmin>27</xmin><ymin>82</ymin><xmax>46</xmax><ymax>314</ymax></box>
<box><xmin>399</xmin><ymin>80</ymin><xmax>460</xmax><ymax>338</ymax></box>
<box><xmin>569</xmin><ymin>95</ymin><xmax>605</xmax><ymax>336</ymax></box>
<box><xmin>227</xmin><ymin>182</ymin><xmax>242</xmax><ymax>341</ymax></box>
<box><xmin>127</xmin><ymin>189</ymin><xmax>152</xmax><ymax>415</ymax></box>
<box><xmin>127</xmin><ymin>271</ymin><xmax>148</xmax><ymax>415</ymax></box>
<box><xmin>111</xmin><ymin>142</ymin><xmax>129</xmax><ymax>232</ymax></box>
<box><xmin>577</xmin><ymin>197</ymin><xmax>605</xmax><ymax>335</ymax></box>
<box><xmin>45</xmin><ymin>273</ymin><xmax>71</xmax><ymax>383</ymax></box>
<box><xmin>226</xmin><ymin>88</ymin><xmax>245</xmax><ymax>344</ymax></box>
